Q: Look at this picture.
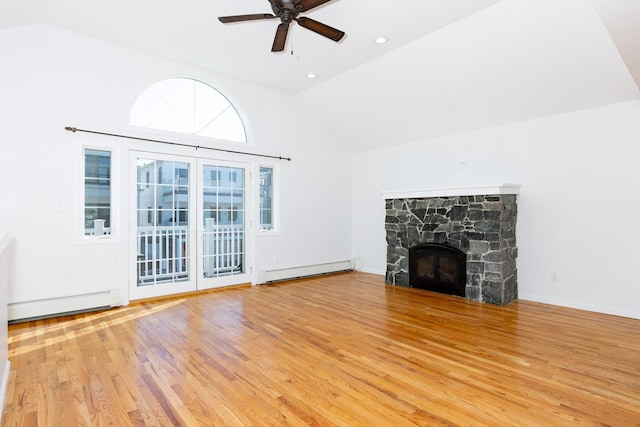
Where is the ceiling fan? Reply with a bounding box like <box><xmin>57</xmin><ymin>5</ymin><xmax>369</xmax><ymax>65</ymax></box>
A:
<box><xmin>218</xmin><ymin>0</ymin><xmax>345</xmax><ymax>52</ymax></box>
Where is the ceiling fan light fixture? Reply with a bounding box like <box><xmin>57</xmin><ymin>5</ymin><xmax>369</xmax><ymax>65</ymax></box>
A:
<box><xmin>374</xmin><ymin>36</ymin><xmax>388</xmax><ymax>44</ymax></box>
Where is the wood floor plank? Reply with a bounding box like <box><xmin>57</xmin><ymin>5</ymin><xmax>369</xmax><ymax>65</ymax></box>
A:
<box><xmin>3</xmin><ymin>272</ymin><xmax>640</xmax><ymax>426</ymax></box>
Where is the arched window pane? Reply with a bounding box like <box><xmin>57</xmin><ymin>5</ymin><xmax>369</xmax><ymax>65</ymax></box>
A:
<box><xmin>199</xmin><ymin>108</ymin><xmax>246</xmax><ymax>141</ymax></box>
<box><xmin>130</xmin><ymin>78</ymin><xmax>247</xmax><ymax>143</ymax></box>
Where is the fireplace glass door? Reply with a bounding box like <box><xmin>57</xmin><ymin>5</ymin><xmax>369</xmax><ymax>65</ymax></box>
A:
<box><xmin>409</xmin><ymin>243</ymin><xmax>466</xmax><ymax>297</ymax></box>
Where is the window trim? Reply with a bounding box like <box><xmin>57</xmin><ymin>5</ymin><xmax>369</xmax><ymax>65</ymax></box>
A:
<box><xmin>257</xmin><ymin>164</ymin><xmax>280</xmax><ymax>235</ymax></box>
<box><xmin>78</xmin><ymin>143</ymin><xmax>120</xmax><ymax>244</ymax></box>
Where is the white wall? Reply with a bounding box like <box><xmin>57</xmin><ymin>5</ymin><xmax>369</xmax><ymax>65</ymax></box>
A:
<box><xmin>352</xmin><ymin>100</ymin><xmax>640</xmax><ymax>319</ymax></box>
<box><xmin>0</xmin><ymin>25</ymin><xmax>352</xmax><ymax>318</ymax></box>
<box><xmin>0</xmin><ymin>233</ymin><xmax>9</xmax><ymax>413</ymax></box>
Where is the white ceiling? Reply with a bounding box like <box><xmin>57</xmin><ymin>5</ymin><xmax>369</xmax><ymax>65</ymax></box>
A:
<box><xmin>1</xmin><ymin>0</ymin><xmax>639</xmax><ymax>150</ymax></box>
<box><xmin>298</xmin><ymin>0</ymin><xmax>640</xmax><ymax>150</ymax></box>
<box><xmin>0</xmin><ymin>0</ymin><xmax>504</xmax><ymax>93</ymax></box>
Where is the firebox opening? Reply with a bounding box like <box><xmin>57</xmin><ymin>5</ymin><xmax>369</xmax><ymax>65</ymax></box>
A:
<box><xmin>409</xmin><ymin>243</ymin><xmax>466</xmax><ymax>297</ymax></box>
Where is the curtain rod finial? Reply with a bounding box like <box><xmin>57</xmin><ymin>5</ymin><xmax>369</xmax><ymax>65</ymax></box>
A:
<box><xmin>65</xmin><ymin>126</ymin><xmax>77</xmax><ymax>132</ymax></box>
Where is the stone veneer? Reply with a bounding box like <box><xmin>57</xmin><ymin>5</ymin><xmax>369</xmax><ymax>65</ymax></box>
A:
<box><xmin>385</xmin><ymin>194</ymin><xmax>518</xmax><ymax>305</ymax></box>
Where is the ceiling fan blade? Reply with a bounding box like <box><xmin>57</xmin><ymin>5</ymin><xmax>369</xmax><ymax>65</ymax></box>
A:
<box><xmin>298</xmin><ymin>0</ymin><xmax>333</xmax><ymax>12</ymax></box>
<box><xmin>218</xmin><ymin>14</ymin><xmax>277</xmax><ymax>23</ymax></box>
<box><xmin>272</xmin><ymin>23</ymin><xmax>290</xmax><ymax>52</ymax></box>
<box><xmin>296</xmin><ymin>17</ymin><xmax>345</xmax><ymax>42</ymax></box>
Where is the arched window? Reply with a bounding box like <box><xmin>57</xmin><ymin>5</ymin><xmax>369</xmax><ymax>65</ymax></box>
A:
<box><xmin>130</xmin><ymin>78</ymin><xmax>247</xmax><ymax>143</ymax></box>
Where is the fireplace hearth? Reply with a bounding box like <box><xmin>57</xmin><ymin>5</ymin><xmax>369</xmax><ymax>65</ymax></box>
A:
<box><xmin>383</xmin><ymin>186</ymin><xmax>519</xmax><ymax>305</ymax></box>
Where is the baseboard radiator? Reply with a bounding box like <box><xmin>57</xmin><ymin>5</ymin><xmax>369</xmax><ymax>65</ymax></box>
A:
<box><xmin>8</xmin><ymin>289</ymin><xmax>121</xmax><ymax>323</ymax></box>
<box><xmin>259</xmin><ymin>260</ymin><xmax>352</xmax><ymax>284</ymax></box>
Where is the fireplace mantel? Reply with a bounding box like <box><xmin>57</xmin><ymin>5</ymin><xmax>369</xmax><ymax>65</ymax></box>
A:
<box><xmin>381</xmin><ymin>184</ymin><xmax>520</xmax><ymax>200</ymax></box>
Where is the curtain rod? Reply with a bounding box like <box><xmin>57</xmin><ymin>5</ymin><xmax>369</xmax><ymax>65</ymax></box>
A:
<box><xmin>64</xmin><ymin>126</ymin><xmax>292</xmax><ymax>161</ymax></box>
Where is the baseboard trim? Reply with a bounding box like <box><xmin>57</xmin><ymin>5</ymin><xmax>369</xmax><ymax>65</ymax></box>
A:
<box><xmin>360</xmin><ymin>267</ymin><xmax>386</xmax><ymax>276</ymax></box>
<box><xmin>519</xmin><ymin>293</ymin><xmax>640</xmax><ymax>320</ymax></box>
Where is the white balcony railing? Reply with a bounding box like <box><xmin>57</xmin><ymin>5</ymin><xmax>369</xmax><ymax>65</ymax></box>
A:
<box><xmin>137</xmin><ymin>222</ymin><xmax>243</xmax><ymax>285</ymax></box>
<box><xmin>203</xmin><ymin>219</ymin><xmax>244</xmax><ymax>278</ymax></box>
<box><xmin>86</xmin><ymin>219</ymin><xmax>111</xmax><ymax>236</ymax></box>
<box><xmin>137</xmin><ymin>226</ymin><xmax>189</xmax><ymax>285</ymax></box>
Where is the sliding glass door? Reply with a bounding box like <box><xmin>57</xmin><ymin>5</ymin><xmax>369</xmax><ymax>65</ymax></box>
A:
<box><xmin>130</xmin><ymin>152</ymin><xmax>250</xmax><ymax>300</ymax></box>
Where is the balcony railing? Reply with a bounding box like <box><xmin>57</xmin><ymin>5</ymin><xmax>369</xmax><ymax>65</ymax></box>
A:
<box><xmin>203</xmin><ymin>219</ymin><xmax>244</xmax><ymax>278</ymax></box>
<box><xmin>137</xmin><ymin>222</ymin><xmax>243</xmax><ymax>285</ymax></box>
<box><xmin>137</xmin><ymin>226</ymin><xmax>189</xmax><ymax>285</ymax></box>
<box><xmin>86</xmin><ymin>219</ymin><xmax>111</xmax><ymax>237</ymax></box>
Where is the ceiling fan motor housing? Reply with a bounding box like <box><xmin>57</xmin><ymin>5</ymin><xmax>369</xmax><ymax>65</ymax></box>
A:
<box><xmin>273</xmin><ymin>0</ymin><xmax>299</xmax><ymax>22</ymax></box>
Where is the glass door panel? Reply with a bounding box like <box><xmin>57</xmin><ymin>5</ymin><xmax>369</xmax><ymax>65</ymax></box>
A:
<box><xmin>199</xmin><ymin>161</ymin><xmax>250</xmax><ymax>289</ymax></box>
<box><xmin>130</xmin><ymin>153</ymin><xmax>197</xmax><ymax>300</ymax></box>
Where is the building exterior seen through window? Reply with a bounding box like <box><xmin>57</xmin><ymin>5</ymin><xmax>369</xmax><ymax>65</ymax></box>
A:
<box><xmin>260</xmin><ymin>167</ymin><xmax>274</xmax><ymax>231</ymax></box>
<box><xmin>136</xmin><ymin>159</ymin><xmax>190</xmax><ymax>228</ymax></box>
<box><xmin>135</xmin><ymin>160</ymin><xmax>245</xmax><ymax>229</ymax></box>
<box><xmin>84</xmin><ymin>149</ymin><xmax>111</xmax><ymax>236</ymax></box>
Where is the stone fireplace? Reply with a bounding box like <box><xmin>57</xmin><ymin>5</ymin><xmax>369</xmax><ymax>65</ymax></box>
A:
<box><xmin>383</xmin><ymin>185</ymin><xmax>519</xmax><ymax>305</ymax></box>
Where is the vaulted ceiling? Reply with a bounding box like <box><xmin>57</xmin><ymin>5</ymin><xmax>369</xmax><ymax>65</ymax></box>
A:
<box><xmin>2</xmin><ymin>0</ymin><xmax>639</xmax><ymax>150</ymax></box>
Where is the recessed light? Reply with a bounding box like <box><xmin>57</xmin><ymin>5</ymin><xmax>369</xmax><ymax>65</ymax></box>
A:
<box><xmin>374</xmin><ymin>36</ymin><xmax>388</xmax><ymax>44</ymax></box>
<box><xmin>307</xmin><ymin>73</ymin><xmax>317</xmax><ymax>79</ymax></box>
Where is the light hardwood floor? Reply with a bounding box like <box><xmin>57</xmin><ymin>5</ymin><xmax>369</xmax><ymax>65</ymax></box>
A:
<box><xmin>2</xmin><ymin>272</ymin><xmax>640</xmax><ymax>426</ymax></box>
